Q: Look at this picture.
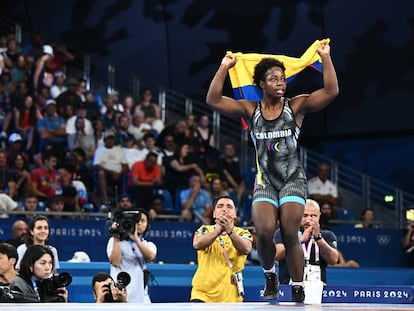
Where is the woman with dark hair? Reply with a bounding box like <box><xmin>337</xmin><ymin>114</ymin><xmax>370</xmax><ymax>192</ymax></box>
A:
<box><xmin>16</xmin><ymin>215</ymin><xmax>60</xmax><ymax>272</ymax></box>
<box><xmin>354</xmin><ymin>207</ymin><xmax>379</xmax><ymax>228</ymax></box>
<box><xmin>209</xmin><ymin>177</ymin><xmax>229</xmax><ymax>202</ymax></box>
<box><xmin>8</xmin><ymin>152</ymin><xmax>32</xmax><ymax>201</ymax></box>
<box><xmin>206</xmin><ymin>42</ymin><xmax>338</xmax><ymax>302</ymax></box>
<box><xmin>163</xmin><ymin>143</ymin><xmax>204</xmax><ymax>204</ymax></box>
<box><xmin>107</xmin><ymin>208</ymin><xmax>156</xmax><ymax>303</ymax></box>
<box><xmin>13</xmin><ymin>95</ymin><xmax>37</xmax><ymax>151</ymax></box>
<box><xmin>10</xmin><ymin>244</ymin><xmax>68</xmax><ymax>302</ymax></box>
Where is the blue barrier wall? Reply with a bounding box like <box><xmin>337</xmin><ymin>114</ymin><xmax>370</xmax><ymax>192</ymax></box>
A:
<box><xmin>0</xmin><ymin>219</ymin><xmax>408</xmax><ymax>267</ymax></box>
<box><xmin>60</xmin><ymin>263</ymin><xmax>414</xmax><ymax>304</ymax></box>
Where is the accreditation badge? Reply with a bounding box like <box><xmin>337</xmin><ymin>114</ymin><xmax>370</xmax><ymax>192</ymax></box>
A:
<box><xmin>304</xmin><ymin>264</ymin><xmax>321</xmax><ymax>281</ymax></box>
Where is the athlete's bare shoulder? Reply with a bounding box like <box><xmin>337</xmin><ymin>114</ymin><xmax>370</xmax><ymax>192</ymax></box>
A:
<box><xmin>238</xmin><ymin>99</ymin><xmax>257</xmax><ymax>117</ymax></box>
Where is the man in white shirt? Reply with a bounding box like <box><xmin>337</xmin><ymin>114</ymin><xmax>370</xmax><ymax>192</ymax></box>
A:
<box><xmin>307</xmin><ymin>162</ymin><xmax>339</xmax><ymax>206</ymax></box>
<box><xmin>50</xmin><ymin>71</ymin><xmax>68</xmax><ymax>99</ymax></box>
<box><xmin>93</xmin><ymin>130</ymin><xmax>129</xmax><ymax>203</ymax></box>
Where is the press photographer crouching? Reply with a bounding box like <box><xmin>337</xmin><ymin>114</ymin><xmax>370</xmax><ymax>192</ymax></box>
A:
<box><xmin>8</xmin><ymin>245</ymin><xmax>71</xmax><ymax>302</ymax></box>
<box><xmin>107</xmin><ymin>208</ymin><xmax>157</xmax><ymax>303</ymax></box>
<box><xmin>92</xmin><ymin>272</ymin><xmax>129</xmax><ymax>303</ymax></box>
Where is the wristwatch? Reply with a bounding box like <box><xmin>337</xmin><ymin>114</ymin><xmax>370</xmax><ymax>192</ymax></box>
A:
<box><xmin>314</xmin><ymin>233</ymin><xmax>323</xmax><ymax>241</ymax></box>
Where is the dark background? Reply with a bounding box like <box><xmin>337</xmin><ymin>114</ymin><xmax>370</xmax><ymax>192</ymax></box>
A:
<box><xmin>2</xmin><ymin>0</ymin><xmax>414</xmax><ymax>192</ymax></box>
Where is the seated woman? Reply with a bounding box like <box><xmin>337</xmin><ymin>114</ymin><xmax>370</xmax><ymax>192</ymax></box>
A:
<box><xmin>319</xmin><ymin>201</ymin><xmax>338</xmax><ymax>229</ymax></box>
<box><xmin>16</xmin><ymin>215</ymin><xmax>60</xmax><ymax>273</ymax></box>
<box><xmin>9</xmin><ymin>244</ymin><xmax>68</xmax><ymax>302</ymax></box>
<box><xmin>354</xmin><ymin>207</ymin><xmax>380</xmax><ymax>228</ymax></box>
<box><xmin>163</xmin><ymin>143</ymin><xmax>204</xmax><ymax>206</ymax></box>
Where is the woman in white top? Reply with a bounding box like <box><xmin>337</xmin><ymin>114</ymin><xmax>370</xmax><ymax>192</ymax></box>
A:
<box><xmin>107</xmin><ymin>208</ymin><xmax>157</xmax><ymax>303</ymax></box>
<box><xmin>16</xmin><ymin>215</ymin><xmax>60</xmax><ymax>272</ymax></box>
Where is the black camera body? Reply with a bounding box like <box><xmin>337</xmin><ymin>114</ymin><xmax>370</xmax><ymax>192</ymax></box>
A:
<box><xmin>103</xmin><ymin>272</ymin><xmax>131</xmax><ymax>302</ymax></box>
<box><xmin>0</xmin><ymin>285</ymin><xmax>39</xmax><ymax>303</ymax></box>
<box><xmin>43</xmin><ymin>272</ymin><xmax>72</xmax><ymax>302</ymax></box>
<box><xmin>109</xmin><ymin>210</ymin><xmax>141</xmax><ymax>239</ymax></box>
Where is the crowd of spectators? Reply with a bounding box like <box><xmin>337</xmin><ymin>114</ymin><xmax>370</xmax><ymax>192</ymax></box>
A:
<box><xmin>0</xmin><ymin>30</ymin><xmax>250</xmax><ymax>223</ymax></box>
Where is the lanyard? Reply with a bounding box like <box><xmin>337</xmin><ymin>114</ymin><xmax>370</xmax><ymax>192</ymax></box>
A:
<box><xmin>31</xmin><ymin>279</ymin><xmax>40</xmax><ymax>301</ymax></box>
<box><xmin>217</xmin><ymin>228</ymin><xmax>234</xmax><ymax>271</ymax></box>
<box><xmin>302</xmin><ymin>237</ymin><xmax>320</xmax><ymax>263</ymax></box>
<box><xmin>128</xmin><ymin>239</ymin><xmax>146</xmax><ymax>270</ymax></box>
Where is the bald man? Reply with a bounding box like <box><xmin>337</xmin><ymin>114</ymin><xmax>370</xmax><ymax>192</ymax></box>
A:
<box><xmin>7</xmin><ymin>220</ymin><xmax>28</xmax><ymax>248</ymax></box>
<box><xmin>274</xmin><ymin>199</ymin><xmax>339</xmax><ymax>301</ymax></box>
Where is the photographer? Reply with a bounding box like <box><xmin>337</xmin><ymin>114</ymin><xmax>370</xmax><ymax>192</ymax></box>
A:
<box><xmin>0</xmin><ymin>243</ymin><xmax>18</xmax><ymax>285</ymax></box>
<box><xmin>107</xmin><ymin>208</ymin><xmax>157</xmax><ymax>303</ymax></box>
<box><xmin>92</xmin><ymin>272</ymin><xmax>127</xmax><ymax>303</ymax></box>
<box><xmin>9</xmin><ymin>245</ymin><xmax>69</xmax><ymax>302</ymax></box>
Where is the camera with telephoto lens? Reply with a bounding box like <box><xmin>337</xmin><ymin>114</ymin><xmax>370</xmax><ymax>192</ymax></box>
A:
<box><xmin>109</xmin><ymin>210</ymin><xmax>141</xmax><ymax>239</ymax></box>
<box><xmin>43</xmin><ymin>272</ymin><xmax>72</xmax><ymax>302</ymax></box>
<box><xmin>103</xmin><ymin>272</ymin><xmax>131</xmax><ymax>302</ymax></box>
<box><xmin>0</xmin><ymin>285</ymin><xmax>39</xmax><ymax>303</ymax></box>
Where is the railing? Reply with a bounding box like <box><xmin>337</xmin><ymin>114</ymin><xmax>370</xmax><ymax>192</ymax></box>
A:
<box><xmin>0</xmin><ymin>17</ymin><xmax>22</xmax><ymax>42</ymax></box>
<box><xmin>5</xmin><ymin>18</ymin><xmax>414</xmax><ymax>229</ymax></box>
<box><xmin>99</xmin><ymin>70</ymin><xmax>414</xmax><ymax>229</ymax></box>
<box><xmin>300</xmin><ymin>148</ymin><xmax>414</xmax><ymax>229</ymax></box>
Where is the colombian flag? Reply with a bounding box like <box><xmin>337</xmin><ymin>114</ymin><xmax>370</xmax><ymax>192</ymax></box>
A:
<box><xmin>227</xmin><ymin>39</ymin><xmax>329</xmax><ymax>101</ymax></box>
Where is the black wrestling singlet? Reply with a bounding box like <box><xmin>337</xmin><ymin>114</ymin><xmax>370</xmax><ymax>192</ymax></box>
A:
<box><xmin>249</xmin><ymin>98</ymin><xmax>306</xmax><ymax>192</ymax></box>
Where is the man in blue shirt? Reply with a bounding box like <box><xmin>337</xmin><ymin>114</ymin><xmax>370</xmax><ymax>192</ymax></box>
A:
<box><xmin>179</xmin><ymin>175</ymin><xmax>213</xmax><ymax>223</ymax></box>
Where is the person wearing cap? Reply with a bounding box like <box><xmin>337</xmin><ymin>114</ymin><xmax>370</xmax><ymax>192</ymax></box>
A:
<box><xmin>93</xmin><ymin>130</ymin><xmax>128</xmax><ymax>204</ymax></box>
<box><xmin>6</xmin><ymin>132</ymin><xmax>30</xmax><ymax>160</ymax></box>
<box><xmin>50</xmin><ymin>71</ymin><xmax>67</xmax><ymax>99</ymax></box>
<box><xmin>36</xmin><ymin>98</ymin><xmax>67</xmax><ymax>162</ymax></box>
<box><xmin>32</xmin><ymin>44</ymin><xmax>54</xmax><ymax>94</ymax></box>
<box><xmin>46</xmin><ymin>40</ymin><xmax>76</xmax><ymax>77</ymax></box>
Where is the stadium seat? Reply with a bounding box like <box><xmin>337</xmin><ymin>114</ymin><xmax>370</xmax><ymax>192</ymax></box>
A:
<box><xmin>153</xmin><ymin>189</ymin><xmax>174</xmax><ymax>213</ymax></box>
<box><xmin>240</xmin><ymin>193</ymin><xmax>253</xmax><ymax>225</ymax></box>
<box><xmin>336</xmin><ymin>208</ymin><xmax>355</xmax><ymax>228</ymax></box>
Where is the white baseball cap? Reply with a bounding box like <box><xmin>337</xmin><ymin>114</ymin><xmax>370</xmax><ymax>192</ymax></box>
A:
<box><xmin>68</xmin><ymin>251</ymin><xmax>91</xmax><ymax>263</ymax></box>
<box><xmin>43</xmin><ymin>45</ymin><xmax>54</xmax><ymax>56</ymax></box>
<box><xmin>8</xmin><ymin>133</ymin><xmax>23</xmax><ymax>143</ymax></box>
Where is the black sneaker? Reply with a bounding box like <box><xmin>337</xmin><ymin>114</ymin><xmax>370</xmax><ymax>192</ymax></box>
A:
<box><xmin>291</xmin><ymin>284</ymin><xmax>305</xmax><ymax>303</ymax></box>
<box><xmin>263</xmin><ymin>272</ymin><xmax>279</xmax><ymax>300</ymax></box>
